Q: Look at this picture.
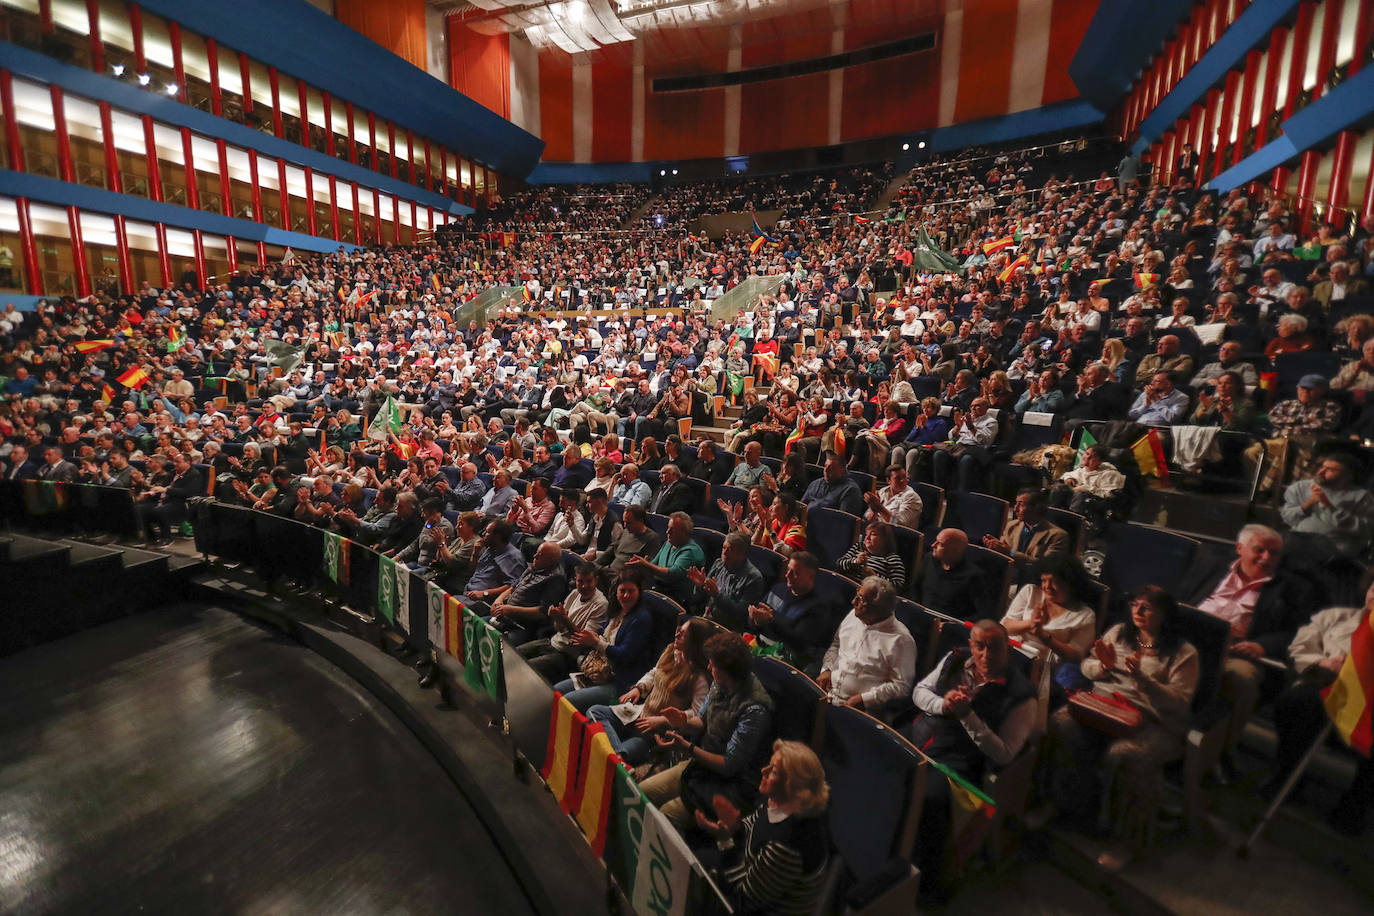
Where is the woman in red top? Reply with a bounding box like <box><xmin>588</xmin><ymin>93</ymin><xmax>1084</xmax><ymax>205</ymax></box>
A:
<box><xmin>1264</xmin><ymin>313</ymin><xmax>1315</xmax><ymax>360</ymax></box>
<box><xmin>751</xmin><ymin>331</ymin><xmax>781</xmax><ymax>383</ymax></box>
<box><xmin>754</xmin><ymin>493</ymin><xmax>807</xmax><ymax>556</ymax></box>
<box><xmin>849</xmin><ymin>399</ymin><xmax>909</xmax><ymax>474</ymax></box>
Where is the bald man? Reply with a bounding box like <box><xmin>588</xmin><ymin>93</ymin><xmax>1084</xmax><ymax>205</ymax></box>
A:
<box><xmin>916</xmin><ymin>528</ymin><xmax>995</xmax><ymax>622</ymax></box>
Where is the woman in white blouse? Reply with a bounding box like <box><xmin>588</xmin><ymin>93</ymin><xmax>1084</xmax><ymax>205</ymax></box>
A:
<box><xmin>1002</xmin><ymin>555</ymin><xmax>1098</xmax><ymax>697</ymax></box>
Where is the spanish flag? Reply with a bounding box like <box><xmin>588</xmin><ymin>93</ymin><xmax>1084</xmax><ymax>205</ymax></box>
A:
<box><xmin>783</xmin><ymin>417</ymin><xmax>805</xmax><ymax>455</ymax></box>
<box><xmin>356</xmin><ymin>290</ymin><xmax>375</xmax><ymax>308</ymax></box>
<box><xmin>102</xmin><ymin>382</ymin><xmax>117</xmax><ymax>404</ymax></box>
<box><xmin>854</xmin><ymin>215</ymin><xmax>870</xmax><ymax>224</ymax></box>
<box><xmin>501</xmin><ymin>231</ymin><xmax>516</xmax><ymax>248</ymax></box>
<box><xmin>75</xmin><ymin>339</ymin><xmax>115</xmax><ymax>354</ymax></box>
<box><xmin>1323</xmin><ymin>606</ymin><xmax>1374</xmax><ymax>756</ymax></box>
<box><xmin>982</xmin><ymin>235</ymin><xmax>1014</xmax><ymax>256</ymax></box>
<box><xmin>997</xmin><ymin>253</ymin><xmax>1030</xmax><ymax>284</ymax></box>
<box><xmin>1134</xmin><ymin>272</ymin><xmax>1159</xmax><ymax>289</ymax></box>
<box><xmin>116</xmin><ymin>365</ymin><xmax>150</xmax><ymax>389</ymax></box>
<box><xmin>337</xmin><ymin>287</ymin><xmax>347</xmax><ymax>303</ymax></box>
<box><xmin>1130</xmin><ymin>428</ymin><xmax>1170</xmax><ymax>484</ymax></box>
<box><xmin>541</xmin><ymin>693</ymin><xmax>587</xmax><ymax>813</ymax></box>
<box><xmin>431</xmin><ymin>274</ymin><xmax>441</xmax><ymax>294</ymax></box>
<box><xmin>748</xmin><ymin>235</ymin><xmax>767</xmax><ymax>256</ymax></box>
<box><xmin>571</xmin><ymin>724</ymin><xmax>620</xmax><ymax>855</ymax></box>
<box><xmin>522</xmin><ymin>283</ymin><xmax>534</xmax><ymax>303</ymax></box>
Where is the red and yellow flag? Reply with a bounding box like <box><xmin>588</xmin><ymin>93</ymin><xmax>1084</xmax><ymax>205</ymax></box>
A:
<box><xmin>854</xmin><ymin>215</ymin><xmax>870</xmax><ymax>224</ymax></box>
<box><xmin>1323</xmin><ymin>607</ymin><xmax>1374</xmax><ymax>757</ymax></box>
<box><xmin>431</xmin><ymin>274</ymin><xmax>441</xmax><ymax>294</ymax></box>
<box><xmin>783</xmin><ymin>417</ymin><xmax>805</xmax><ymax>456</ymax></box>
<box><xmin>101</xmin><ymin>383</ymin><xmax>117</xmax><ymax>403</ymax></box>
<box><xmin>1131</xmin><ymin>429</ymin><xmax>1170</xmax><ymax>484</ymax></box>
<box><xmin>1134</xmin><ymin>272</ymin><xmax>1159</xmax><ymax>289</ymax></box>
<box><xmin>998</xmin><ymin>253</ymin><xmax>1030</xmax><ymax>284</ymax></box>
<box><xmin>442</xmin><ymin>594</ymin><xmax>464</xmax><ymax>659</ymax></box>
<box><xmin>541</xmin><ymin>694</ymin><xmax>587</xmax><ymax>813</ymax></box>
<box><xmin>75</xmin><ymin>339</ymin><xmax>115</xmax><ymax>354</ymax></box>
<box><xmin>116</xmin><ymin>366</ymin><xmax>150</xmax><ymax>389</ymax></box>
<box><xmin>572</xmin><ymin>724</ymin><xmax>620</xmax><ymax>855</ymax></box>
<box><xmin>748</xmin><ymin>235</ymin><xmax>767</xmax><ymax>255</ymax></box>
<box><xmin>982</xmin><ymin>235</ymin><xmax>1014</xmax><ymax>255</ymax></box>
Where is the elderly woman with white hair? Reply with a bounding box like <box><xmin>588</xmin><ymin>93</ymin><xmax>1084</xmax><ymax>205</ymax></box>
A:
<box><xmin>1265</xmin><ymin>310</ymin><xmax>1315</xmax><ymax>360</ymax></box>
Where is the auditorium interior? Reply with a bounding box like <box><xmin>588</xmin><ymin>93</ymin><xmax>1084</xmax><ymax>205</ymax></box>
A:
<box><xmin>3</xmin><ymin>0</ymin><xmax>1374</xmax><ymax>913</ymax></box>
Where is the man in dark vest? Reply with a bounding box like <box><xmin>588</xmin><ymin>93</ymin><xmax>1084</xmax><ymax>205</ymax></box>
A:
<box><xmin>905</xmin><ymin>621</ymin><xmax>1035</xmax><ymax>904</ymax></box>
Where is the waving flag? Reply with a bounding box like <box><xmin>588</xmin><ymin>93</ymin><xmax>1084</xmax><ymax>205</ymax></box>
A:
<box><xmin>464</xmin><ymin>607</ymin><xmax>506</xmax><ymax>702</ymax></box>
<box><xmin>75</xmin><ymin>339</ymin><xmax>115</xmax><ymax>354</ymax></box>
<box><xmin>166</xmin><ymin>326</ymin><xmax>186</xmax><ymax>353</ymax></box>
<box><xmin>542</xmin><ymin>694</ymin><xmax>587</xmax><ymax>813</ymax></box>
<box><xmin>748</xmin><ymin>235</ymin><xmax>767</xmax><ymax>256</ymax></box>
<box><xmin>1131</xmin><ymin>429</ymin><xmax>1170</xmax><ymax>484</ymax></box>
<box><xmin>783</xmin><ymin>416</ymin><xmax>805</xmax><ymax>456</ymax></box>
<box><xmin>116</xmin><ymin>365</ymin><xmax>150</xmax><ymax>389</ymax></box>
<box><xmin>571</xmin><ymin>724</ymin><xmax>621</xmax><ymax>855</ymax></box>
<box><xmin>101</xmin><ymin>382</ymin><xmax>118</xmax><ymax>404</ymax></box>
<box><xmin>998</xmin><ymin>253</ymin><xmax>1030</xmax><ymax>284</ymax></box>
<box><xmin>1323</xmin><ymin>606</ymin><xmax>1373</xmax><ymax>756</ymax></box>
<box><xmin>1133</xmin><ymin>272</ymin><xmax>1159</xmax><ymax>289</ymax></box>
<box><xmin>982</xmin><ymin>235</ymin><xmax>1014</xmax><ymax>256</ymax></box>
<box><xmin>367</xmin><ymin>395</ymin><xmax>404</xmax><ymax>442</ymax></box>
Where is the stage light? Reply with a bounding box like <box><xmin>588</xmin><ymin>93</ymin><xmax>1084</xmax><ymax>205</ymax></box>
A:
<box><xmin>918</xmin><ymin>140</ymin><xmax>926</xmax><ymax>149</ymax></box>
<box><xmin>671</xmin><ymin>169</ymin><xmax>678</xmax><ymax>175</ymax></box>
<box><xmin>165</xmin><ymin>83</ymin><xmax>180</xmax><ymax>96</ymax></box>
<box><xmin>137</xmin><ymin>72</ymin><xmax>151</xmax><ymax>86</ymax></box>
<box><xmin>111</xmin><ymin>64</ymin><xmax>125</xmax><ymax>77</ymax></box>
<box><xmin>902</xmin><ymin>143</ymin><xmax>910</xmax><ymax>151</ymax></box>
<box><xmin>660</xmin><ymin>169</ymin><xmax>666</xmax><ymax>176</ymax></box>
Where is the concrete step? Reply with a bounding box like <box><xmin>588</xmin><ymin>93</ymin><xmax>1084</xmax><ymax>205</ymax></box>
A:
<box><xmin>696</xmin><ymin>426</ymin><xmax>731</xmax><ymax>444</ymax></box>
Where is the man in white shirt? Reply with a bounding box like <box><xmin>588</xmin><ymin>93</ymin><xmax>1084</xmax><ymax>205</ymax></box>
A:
<box><xmin>932</xmin><ymin>397</ymin><xmax>999</xmax><ymax>492</ymax></box>
<box><xmin>817</xmin><ymin>577</ymin><xmax>917</xmax><ymax>721</ymax></box>
<box><xmin>863</xmin><ymin>464</ymin><xmax>923</xmax><ymax>530</ymax></box>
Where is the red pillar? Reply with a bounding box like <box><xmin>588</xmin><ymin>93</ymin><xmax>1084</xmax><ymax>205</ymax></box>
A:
<box><xmin>238</xmin><ymin>52</ymin><xmax>253</xmax><ymax>114</ymax></box>
<box><xmin>1255</xmin><ymin>28</ymin><xmax>1287</xmax><ymax>146</ymax></box>
<box><xmin>86</xmin><ymin>0</ymin><xmax>103</xmax><ymax>73</ymax></box>
<box><xmin>304</xmin><ymin>167</ymin><xmax>316</xmax><ymax>235</ymax></box>
<box><xmin>192</xmin><ymin>229</ymin><xmax>207</xmax><ymax>288</ymax></box>
<box><xmin>387</xmin><ymin>122</ymin><xmax>398</xmax><ymax>178</ymax></box>
<box><xmin>206</xmin><ymin>39</ymin><xmax>221</xmax><ymax>117</ymax></box>
<box><xmin>1211</xmin><ymin>71</ymin><xmax>1240</xmax><ymax>177</ymax></box>
<box><xmin>1</xmin><ymin>70</ymin><xmax>25</xmax><ymax>173</ymax></box>
<box><xmin>256</xmin><ymin>241</ymin><xmax>267</xmax><ymax>265</ymax></box>
<box><xmin>129</xmin><ymin>3</ymin><xmax>145</xmax><ymax>71</ymax></box>
<box><xmin>141</xmin><ymin>115</ymin><xmax>163</xmax><ymax>202</ymax></box>
<box><xmin>99</xmin><ymin>102</ymin><xmax>121</xmax><ymax>192</ymax></box>
<box><xmin>1294</xmin><ymin>150</ymin><xmax>1320</xmax><ymax>233</ymax></box>
<box><xmin>1363</xmin><ymin>140</ymin><xmax>1374</xmax><ymax>222</ymax></box>
<box><xmin>1230</xmin><ymin>49</ymin><xmax>1262</xmax><ymax>166</ymax></box>
<box><xmin>1350</xmin><ymin>0</ymin><xmax>1374</xmax><ymax>76</ymax></box>
<box><xmin>391</xmin><ymin>197</ymin><xmax>400</xmax><ymax>244</ymax></box>
<box><xmin>1310</xmin><ymin>0</ymin><xmax>1343</xmax><ymax>103</ymax></box>
<box><xmin>112</xmin><ymin>214</ymin><xmax>133</xmax><ymax>293</ymax></box>
<box><xmin>351</xmin><ymin>182</ymin><xmax>361</xmax><ymax>245</ymax></box>
<box><xmin>372</xmin><ymin>188</ymin><xmax>382</xmax><ymax>245</ymax></box>
<box><xmin>15</xmin><ymin>197</ymin><xmax>41</xmax><ymax>295</ymax></box>
<box><xmin>328</xmin><ymin>175</ymin><xmax>340</xmax><ymax>240</ymax></box>
<box><xmin>1281</xmin><ymin>2</ymin><xmax>1316</xmax><ymax>119</ymax></box>
<box><xmin>423</xmin><ymin>138</ymin><xmax>432</xmax><ymax>191</ymax></box>
<box><xmin>67</xmin><ymin>206</ymin><xmax>89</xmax><ymax>297</ymax></box>
<box><xmin>298</xmin><ymin>79</ymin><xmax>310</xmax><ymax>147</ymax></box>
<box><xmin>439</xmin><ymin>147</ymin><xmax>448</xmax><ymax>196</ymax></box>
<box><xmin>1327</xmin><ymin>129</ymin><xmax>1357</xmax><ymax>221</ymax></box>
<box><xmin>225</xmin><ymin>235</ymin><xmax>237</xmax><ymax>275</ymax></box>
<box><xmin>215</xmin><ymin>138</ymin><xmax>231</xmax><ymax>216</ymax></box>
<box><xmin>276</xmin><ymin>158</ymin><xmax>289</xmax><ymax>229</ymax></box>
<box><xmin>367</xmin><ymin>112</ymin><xmax>378</xmax><ymax>171</ymax></box>
<box><xmin>247</xmin><ymin>150</ymin><xmax>263</xmax><ymax>222</ymax></box>
<box><xmin>1195</xmin><ymin>88</ymin><xmax>1220</xmax><ymax>181</ymax></box>
<box><xmin>49</xmin><ymin>86</ymin><xmax>75</xmax><ymax>183</ymax></box>
<box><xmin>179</xmin><ymin>127</ymin><xmax>199</xmax><ymax>210</ymax></box>
<box><xmin>322</xmin><ymin>92</ymin><xmax>334</xmax><ymax>157</ymax></box>
<box><xmin>345</xmin><ymin>101</ymin><xmax>357</xmax><ymax>164</ymax></box>
<box><xmin>169</xmin><ymin>22</ymin><xmax>185</xmax><ymax>102</ymax></box>
<box><xmin>268</xmin><ymin>67</ymin><xmax>283</xmax><ymax>138</ymax></box>
<box><xmin>154</xmin><ymin>222</ymin><xmax>172</xmax><ymax>287</ymax></box>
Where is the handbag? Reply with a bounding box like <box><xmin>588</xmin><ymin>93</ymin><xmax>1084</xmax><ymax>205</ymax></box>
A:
<box><xmin>578</xmin><ymin>649</ymin><xmax>614</xmax><ymax>686</ymax></box>
<box><xmin>1067</xmin><ymin>689</ymin><xmax>1143</xmax><ymax>738</ymax></box>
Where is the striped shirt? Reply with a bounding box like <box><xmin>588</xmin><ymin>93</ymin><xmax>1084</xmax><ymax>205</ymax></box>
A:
<box><xmin>721</xmin><ymin>808</ymin><xmax>829</xmax><ymax>916</ymax></box>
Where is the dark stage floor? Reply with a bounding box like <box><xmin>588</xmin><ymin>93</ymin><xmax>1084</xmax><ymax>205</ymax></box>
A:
<box><xmin>0</xmin><ymin>604</ymin><xmax>537</xmax><ymax>916</ymax></box>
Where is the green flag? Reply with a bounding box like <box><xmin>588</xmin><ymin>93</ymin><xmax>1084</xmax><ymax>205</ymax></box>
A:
<box><xmin>377</xmin><ymin>554</ymin><xmax>396</xmax><ymax>623</ymax></box>
<box><xmin>911</xmin><ymin>227</ymin><xmax>961</xmax><ymax>272</ymax></box>
<box><xmin>725</xmin><ymin>371</ymin><xmax>745</xmax><ymax>397</ymax></box>
<box><xmin>463</xmin><ymin>608</ymin><xmax>505</xmax><ymax>702</ymax></box>
<box><xmin>322</xmin><ymin>532</ymin><xmax>350</xmax><ymax>585</ymax></box>
<box><xmin>393</xmin><ymin>560</ymin><xmax>412</xmax><ymax>634</ymax></box>
<box><xmin>263</xmin><ymin>339</ymin><xmax>309</xmax><ymax>374</ymax></box>
<box><xmin>1074</xmin><ymin>427</ymin><xmax>1098</xmax><ymax>468</ymax></box>
<box><xmin>367</xmin><ymin>395</ymin><xmax>405</xmax><ymax>443</ymax></box>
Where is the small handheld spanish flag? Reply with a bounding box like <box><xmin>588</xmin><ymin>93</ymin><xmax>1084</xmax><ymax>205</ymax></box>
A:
<box><xmin>116</xmin><ymin>365</ymin><xmax>150</xmax><ymax>389</ymax></box>
<box><xmin>997</xmin><ymin>253</ymin><xmax>1030</xmax><ymax>284</ymax></box>
<box><xmin>431</xmin><ymin>274</ymin><xmax>441</xmax><ymax>294</ymax></box>
<box><xmin>748</xmin><ymin>235</ymin><xmax>767</xmax><ymax>255</ymax></box>
<box><xmin>1133</xmin><ymin>272</ymin><xmax>1159</xmax><ymax>289</ymax></box>
<box><xmin>75</xmin><ymin>339</ymin><xmax>115</xmax><ymax>354</ymax></box>
<box><xmin>982</xmin><ymin>235</ymin><xmax>1014</xmax><ymax>256</ymax></box>
<box><xmin>102</xmin><ymin>382</ymin><xmax>117</xmax><ymax>403</ymax></box>
<box><xmin>854</xmin><ymin>215</ymin><xmax>870</xmax><ymax>224</ymax></box>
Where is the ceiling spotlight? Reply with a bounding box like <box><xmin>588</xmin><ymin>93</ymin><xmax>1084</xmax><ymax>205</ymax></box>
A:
<box><xmin>137</xmin><ymin>72</ymin><xmax>151</xmax><ymax>86</ymax></box>
<box><xmin>902</xmin><ymin>142</ymin><xmax>910</xmax><ymax>151</ymax></box>
<box><xmin>111</xmin><ymin>64</ymin><xmax>125</xmax><ymax>77</ymax></box>
<box><xmin>165</xmin><ymin>83</ymin><xmax>180</xmax><ymax>96</ymax></box>
<box><xmin>659</xmin><ymin>169</ymin><xmax>666</xmax><ymax>176</ymax></box>
<box><xmin>917</xmin><ymin>140</ymin><xmax>927</xmax><ymax>149</ymax></box>
<box><xmin>671</xmin><ymin>169</ymin><xmax>678</xmax><ymax>175</ymax></box>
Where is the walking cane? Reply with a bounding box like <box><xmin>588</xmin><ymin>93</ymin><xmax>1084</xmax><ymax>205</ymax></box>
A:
<box><xmin>1237</xmin><ymin>720</ymin><xmax>1333</xmax><ymax>858</ymax></box>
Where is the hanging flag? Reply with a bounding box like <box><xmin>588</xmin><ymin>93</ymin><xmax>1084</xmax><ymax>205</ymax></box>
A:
<box><xmin>322</xmin><ymin>531</ymin><xmax>351</xmax><ymax>586</ymax></box>
<box><xmin>116</xmin><ymin>365</ymin><xmax>150</xmax><ymax>389</ymax></box>
<box><xmin>982</xmin><ymin>235</ymin><xmax>1014</xmax><ymax>256</ymax></box>
<box><xmin>1074</xmin><ymin>428</ymin><xmax>1098</xmax><ymax>468</ymax></box>
<box><xmin>1133</xmin><ymin>272</ymin><xmax>1159</xmax><ymax>289</ymax></box>
<box><xmin>783</xmin><ymin>416</ymin><xmax>805</xmax><ymax>456</ymax></box>
<box><xmin>393</xmin><ymin>559</ymin><xmax>412</xmax><ymax>632</ymax></box>
<box><xmin>572</xmin><ymin>724</ymin><xmax>621</xmax><ymax>855</ymax></box>
<box><xmin>376</xmin><ymin>554</ymin><xmax>398</xmax><ymax>623</ymax></box>
<box><xmin>752</xmin><ymin>351</ymin><xmax>778</xmax><ymax>379</ymax></box>
<box><xmin>1130</xmin><ymin>429</ymin><xmax>1171</xmax><ymax>484</ymax></box>
<box><xmin>541</xmin><ymin>694</ymin><xmax>587</xmax><ymax>813</ymax></box>
<box><xmin>21</xmin><ymin>480</ymin><xmax>65</xmax><ymax>516</ymax></box>
<box><xmin>998</xmin><ymin>253</ymin><xmax>1030</xmax><ymax>284</ymax></box>
<box><xmin>627</xmin><ymin>791</ymin><xmax>695</xmax><ymax>916</ymax></box>
<box><xmin>166</xmin><ymin>327</ymin><xmax>186</xmax><ymax>353</ymax></box>
<box><xmin>748</xmin><ymin>235</ymin><xmax>767</xmax><ymax>256</ymax></box>
<box><xmin>522</xmin><ymin>283</ymin><xmax>534</xmax><ymax>303</ymax></box>
<box><xmin>75</xmin><ymin>339</ymin><xmax>115</xmax><ymax>354</ymax></box>
<box><xmin>926</xmin><ymin>757</ymin><xmax>998</xmax><ymax>861</ymax></box>
<box><xmin>463</xmin><ymin>607</ymin><xmax>505</xmax><ymax>702</ymax></box>
<box><xmin>425</xmin><ymin>582</ymin><xmax>462</xmax><ymax>654</ymax></box>
<box><xmin>366</xmin><ymin>395</ymin><xmax>405</xmax><ymax>442</ymax></box>
<box><xmin>501</xmin><ymin>231</ymin><xmax>517</xmax><ymax>248</ymax></box>
<box><xmin>1323</xmin><ymin>606</ymin><xmax>1374</xmax><ymax>757</ymax></box>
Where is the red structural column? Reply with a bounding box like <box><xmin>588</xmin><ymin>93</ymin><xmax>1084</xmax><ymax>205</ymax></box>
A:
<box><xmin>406</xmin><ymin>129</ymin><xmax>417</xmax><ymax>183</ymax></box>
<box><xmin>191</xmin><ymin>228</ymin><xmax>207</xmax><ymax>288</ymax></box>
<box><xmin>439</xmin><ymin>147</ymin><xmax>449</xmax><ymax>196</ymax></box>
<box><xmin>256</xmin><ymin>241</ymin><xmax>267</xmax><ymax>264</ymax></box>
<box><xmin>303</xmin><ymin>167</ymin><xmax>316</xmax><ymax>235</ymax></box>
<box><xmin>367</xmin><ymin>112</ymin><xmax>377</xmax><ymax>171</ymax></box>
<box><xmin>1256</xmin><ymin>28</ymin><xmax>1287</xmax><ymax>146</ymax></box>
<box><xmin>238</xmin><ymin>52</ymin><xmax>252</xmax><ymax>113</ymax></box>
<box><xmin>141</xmin><ymin>114</ymin><xmax>163</xmax><ymax>202</ymax></box>
<box><xmin>328</xmin><ymin>174</ymin><xmax>340</xmax><ymax>241</ymax></box>
<box><xmin>387</xmin><ymin>122</ymin><xmax>398</xmax><ymax>178</ymax></box>
<box><xmin>1</xmin><ymin>70</ymin><xmax>26</xmax><ymax>172</ymax></box>
<box><xmin>86</xmin><ymin>0</ymin><xmax>103</xmax><ymax>73</ymax></box>
<box><xmin>215</xmin><ymin>138</ymin><xmax>230</xmax><ymax>216</ymax></box>
<box><xmin>276</xmin><ymin>158</ymin><xmax>289</xmax><ymax>229</ymax></box>
<box><xmin>1362</xmin><ymin>140</ymin><xmax>1374</xmax><ymax>222</ymax></box>
<box><xmin>422</xmin><ymin>138</ymin><xmax>432</xmax><ymax>191</ymax></box>
<box><xmin>297</xmin><ymin>79</ymin><xmax>309</xmax><ymax>147</ymax></box>
<box><xmin>179</xmin><ymin>127</ymin><xmax>198</xmax><ymax>210</ymax></box>
<box><xmin>169</xmin><ymin>22</ymin><xmax>185</xmax><ymax>102</ymax></box>
<box><xmin>16</xmin><ymin>198</ymin><xmax>41</xmax><ymax>295</ymax></box>
<box><xmin>1327</xmin><ymin>129</ymin><xmax>1357</xmax><ymax>220</ymax></box>
<box><xmin>390</xmin><ymin>196</ymin><xmax>400</xmax><ymax>244</ymax></box>
<box><xmin>38</xmin><ymin>0</ymin><xmax>52</xmax><ymax>34</ymax></box>
<box><xmin>206</xmin><ymin>39</ymin><xmax>221</xmax><ymax>117</ymax></box>
<box><xmin>1211</xmin><ymin>71</ymin><xmax>1239</xmax><ymax>177</ymax></box>
<box><xmin>1310</xmin><ymin>0</ymin><xmax>1343</xmax><ymax>102</ymax></box>
<box><xmin>112</xmin><ymin>214</ymin><xmax>133</xmax><ymax>293</ymax></box>
<box><xmin>372</xmin><ymin>188</ymin><xmax>382</xmax><ymax>245</ymax></box>
<box><xmin>322</xmin><ymin>92</ymin><xmax>334</xmax><ymax>157</ymax></box>
<box><xmin>247</xmin><ymin>150</ymin><xmax>263</xmax><ymax>222</ymax></box>
<box><xmin>345</xmin><ymin>101</ymin><xmax>357</xmax><ymax>164</ymax></box>
<box><xmin>1231</xmin><ymin>49</ymin><xmax>1262</xmax><ymax>166</ymax></box>
<box><xmin>66</xmin><ymin>206</ymin><xmax>89</xmax><ymax>297</ymax></box>
<box><xmin>1294</xmin><ymin>150</ymin><xmax>1320</xmax><ymax>233</ymax></box>
<box><xmin>225</xmin><ymin>235</ymin><xmax>237</xmax><ymax>275</ymax></box>
<box><xmin>268</xmin><ymin>67</ymin><xmax>283</xmax><ymax>138</ymax></box>
<box><xmin>484</xmin><ymin>167</ymin><xmax>493</xmax><ymax>206</ymax></box>
<box><xmin>99</xmin><ymin>102</ymin><xmax>121</xmax><ymax>192</ymax></box>
<box><xmin>129</xmin><ymin>3</ymin><xmax>145</xmax><ymax>71</ymax></box>
<box><xmin>1195</xmin><ymin>87</ymin><xmax>1220</xmax><ymax>181</ymax></box>
<box><xmin>1350</xmin><ymin>0</ymin><xmax>1374</xmax><ymax>76</ymax></box>
<box><xmin>351</xmin><ymin>182</ymin><xmax>361</xmax><ymax>245</ymax></box>
<box><xmin>49</xmin><ymin>86</ymin><xmax>75</xmax><ymax>183</ymax></box>
<box><xmin>410</xmin><ymin>200</ymin><xmax>417</xmax><ymax>237</ymax></box>
<box><xmin>153</xmin><ymin>222</ymin><xmax>172</xmax><ymax>287</ymax></box>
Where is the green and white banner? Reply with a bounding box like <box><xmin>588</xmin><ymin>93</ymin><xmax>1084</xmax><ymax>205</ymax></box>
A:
<box><xmin>463</xmin><ymin>609</ymin><xmax>505</xmax><ymax>703</ymax></box>
<box><xmin>605</xmin><ymin>763</ymin><xmax>694</xmax><ymax>916</ymax></box>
